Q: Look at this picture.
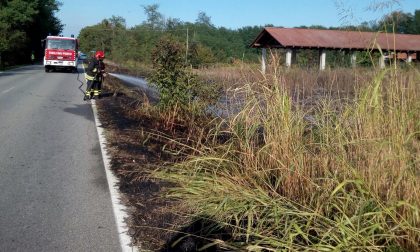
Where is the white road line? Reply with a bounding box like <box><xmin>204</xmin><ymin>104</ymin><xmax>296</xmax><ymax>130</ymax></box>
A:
<box><xmin>82</xmin><ymin>63</ymin><xmax>138</xmax><ymax>252</ymax></box>
<box><xmin>91</xmin><ymin>101</ymin><xmax>138</xmax><ymax>252</ymax></box>
<box><xmin>1</xmin><ymin>86</ymin><xmax>15</xmax><ymax>94</ymax></box>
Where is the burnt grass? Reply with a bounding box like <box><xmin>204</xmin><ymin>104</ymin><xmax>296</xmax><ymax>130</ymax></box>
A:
<box><xmin>95</xmin><ymin>75</ymin><xmax>229</xmax><ymax>251</ymax></box>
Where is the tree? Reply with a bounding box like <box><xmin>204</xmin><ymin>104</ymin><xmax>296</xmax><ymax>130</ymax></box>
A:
<box><xmin>410</xmin><ymin>10</ymin><xmax>420</xmax><ymax>34</ymax></box>
<box><xmin>188</xmin><ymin>42</ymin><xmax>216</xmax><ymax>68</ymax></box>
<box><xmin>0</xmin><ymin>0</ymin><xmax>36</xmax><ymax>66</ymax></box>
<box><xmin>378</xmin><ymin>11</ymin><xmax>413</xmax><ymax>33</ymax></box>
<box><xmin>196</xmin><ymin>11</ymin><xmax>212</xmax><ymax>27</ymax></box>
<box><xmin>108</xmin><ymin>15</ymin><xmax>126</xmax><ymax>29</ymax></box>
<box><xmin>78</xmin><ymin>20</ymin><xmax>113</xmax><ymax>55</ymax></box>
<box><xmin>166</xmin><ymin>17</ymin><xmax>182</xmax><ymax>30</ymax></box>
<box><xmin>79</xmin><ymin>16</ymin><xmax>126</xmax><ymax>57</ymax></box>
<box><xmin>27</xmin><ymin>0</ymin><xmax>63</xmax><ymax>59</ymax></box>
<box><xmin>0</xmin><ymin>0</ymin><xmax>62</xmax><ymax>68</ymax></box>
<box><xmin>148</xmin><ymin>36</ymin><xmax>199</xmax><ymax>109</ymax></box>
<box><xmin>143</xmin><ymin>4</ymin><xmax>164</xmax><ymax>29</ymax></box>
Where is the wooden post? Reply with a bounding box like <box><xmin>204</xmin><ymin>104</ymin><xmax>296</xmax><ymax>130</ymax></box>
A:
<box><xmin>261</xmin><ymin>48</ymin><xmax>267</xmax><ymax>74</ymax></box>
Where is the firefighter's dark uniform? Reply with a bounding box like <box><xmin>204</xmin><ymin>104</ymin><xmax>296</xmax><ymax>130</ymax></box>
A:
<box><xmin>85</xmin><ymin>58</ymin><xmax>105</xmax><ymax>99</ymax></box>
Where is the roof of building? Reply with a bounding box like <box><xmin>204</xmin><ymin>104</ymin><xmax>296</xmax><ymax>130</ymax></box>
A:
<box><xmin>251</xmin><ymin>27</ymin><xmax>420</xmax><ymax>52</ymax></box>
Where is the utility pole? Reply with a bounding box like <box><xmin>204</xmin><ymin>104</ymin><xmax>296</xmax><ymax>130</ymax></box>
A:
<box><xmin>185</xmin><ymin>27</ymin><xmax>189</xmax><ymax>65</ymax></box>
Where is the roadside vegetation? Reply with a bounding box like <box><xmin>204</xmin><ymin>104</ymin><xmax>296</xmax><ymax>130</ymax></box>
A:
<box><xmin>155</xmin><ymin>64</ymin><xmax>420</xmax><ymax>251</ymax></box>
<box><xmin>0</xmin><ymin>0</ymin><xmax>62</xmax><ymax>69</ymax></box>
<box><xmin>98</xmin><ymin>61</ymin><xmax>420</xmax><ymax>251</ymax></box>
<box><xmin>82</xmin><ymin>3</ymin><xmax>420</xmax><ymax>251</ymax></box>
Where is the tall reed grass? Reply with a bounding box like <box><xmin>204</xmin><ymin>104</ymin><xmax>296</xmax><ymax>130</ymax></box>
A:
<box><xmin>157</xmin><ymin>66</ymin><xmax>420</xmax><ymax>251</ymax></box>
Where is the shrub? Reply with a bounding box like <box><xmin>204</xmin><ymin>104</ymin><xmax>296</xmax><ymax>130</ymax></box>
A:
<box><xmin>148</xmin><ymin>35</ymin><xmax>221</xmax><ymax>121</ymax></box>
<box><xmin>148</xmin><ymin>36</ymin><xmax>199</xmax><ymax>110</ymax></box>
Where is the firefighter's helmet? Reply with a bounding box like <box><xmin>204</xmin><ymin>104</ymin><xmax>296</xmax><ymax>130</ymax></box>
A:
<box><xmin>95</xmin><ymin>51</ymin><xmax>105</xmax><ymax>60</ymax></box>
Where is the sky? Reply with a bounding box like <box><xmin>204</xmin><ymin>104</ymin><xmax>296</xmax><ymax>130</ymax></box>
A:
<box><xmin>57</xmin><ymin>0</ymin><xmax>420</xmax><ymax>37</ymax></box>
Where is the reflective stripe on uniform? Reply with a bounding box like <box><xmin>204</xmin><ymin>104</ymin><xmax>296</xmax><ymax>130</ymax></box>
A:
<box><xmin>85</xmin><ymin>74</ymin><xmax>95</xmax><ymax>81</ymax></box>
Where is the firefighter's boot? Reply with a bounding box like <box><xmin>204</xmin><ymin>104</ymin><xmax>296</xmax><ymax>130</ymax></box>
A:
<box><xmin>84</xmin><ymin>90</ymin><xmax>91</xmax><ymax>100</ymax></box>
<box><xmin>93</xmin><ymin>89</ymin><xmax>100</xmax><ymax>99</ymax></box>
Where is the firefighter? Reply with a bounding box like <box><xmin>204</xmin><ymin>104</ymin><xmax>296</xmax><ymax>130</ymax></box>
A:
<box><xmin>84</xmin><ymin>51</ymin><xmax>106</xmax><ymax>100</ymax></box>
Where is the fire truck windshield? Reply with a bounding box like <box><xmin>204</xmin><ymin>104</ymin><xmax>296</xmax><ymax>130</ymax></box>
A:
<box><xmin>47</xmin><ymin>39</ymin><xmax>76</xmax><ymax>50</ymax></box>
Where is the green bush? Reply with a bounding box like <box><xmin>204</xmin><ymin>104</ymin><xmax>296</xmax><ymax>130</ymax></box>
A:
<box><xmin>148</xmin><ymin>35</ymin><xmax>219</xmax><ymax>113</ymax></box>
<box><xmin>148</xmin><ymin>36</ymin><xmax>193</xmax><ymax>109</ymax></box>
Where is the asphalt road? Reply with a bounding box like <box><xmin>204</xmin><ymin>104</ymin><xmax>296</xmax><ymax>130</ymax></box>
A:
<box><xmin>0</xmin><ymin>64</ymin><xmax>121</xmax><ymax>251</ymax></box>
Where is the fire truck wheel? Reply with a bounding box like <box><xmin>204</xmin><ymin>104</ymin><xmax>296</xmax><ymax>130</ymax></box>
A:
<box><xmin>45</xmin><ymin>68</ymin><xmax>49</xmax><ymax>73</ymax></box>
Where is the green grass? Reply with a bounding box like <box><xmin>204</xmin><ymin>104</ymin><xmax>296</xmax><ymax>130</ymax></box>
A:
<box><xmin>155</xmin><ymin>66</ymin><xmax>420</xmax><ymax>251</ymax></box>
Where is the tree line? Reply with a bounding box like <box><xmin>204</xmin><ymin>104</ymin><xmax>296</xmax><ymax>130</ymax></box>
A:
<box><xmin>78</xmin><ymin>5</ymin><xmax>264</xmax><ymax>67</ymax></box>
<box><xmin>79</xmin><ymin>5</ymin><xmax>420</xmax><ymax>68</ymax></box>
<box><xmin>0</xmin><ymin>0</ymin><xmax>62</xmax><ymax>69</ymax></box>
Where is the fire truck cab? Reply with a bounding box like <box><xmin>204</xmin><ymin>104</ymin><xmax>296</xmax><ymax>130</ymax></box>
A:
<box><xmin>43</xmin><ymin>36</ymin><xmax>78</xmax><ymax>73</ymax></box>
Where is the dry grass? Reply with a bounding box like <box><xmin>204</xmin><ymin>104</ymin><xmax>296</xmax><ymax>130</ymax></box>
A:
<box><xmin>106</xmin><ymin>59</ymin><xmax>153</xmax><ymax>78</ymax></box>
<box><xmin>194</xmin><ymin>63</ymin><xmax>262</xmax><ymax>90</ymax></box>
<box><xmin>156</xmin><ymin>65</ymin><xmax>420</xmax><ymax>251</ymax></box>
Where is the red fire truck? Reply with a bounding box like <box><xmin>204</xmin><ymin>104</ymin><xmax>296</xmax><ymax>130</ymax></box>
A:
<box><xmin>43</xmin><ymin>35</ymin><xmax>78</xmax><ymax>72</ymax></box>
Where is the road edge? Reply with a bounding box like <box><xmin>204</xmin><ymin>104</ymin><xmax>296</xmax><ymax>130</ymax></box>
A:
<box><xmin>91</xmin><ymin>100</ymin><xmax>139</xmax><ymax>252</ymax></box>
<box><xmin>0</xmin><ymin>65</ymin><xmax>33</xmax><ymax>74</ymax></box>
<box><xmin>81</xmin><ymin>63</ymin><xmax>139</xmax><ymax>252</ymax></box>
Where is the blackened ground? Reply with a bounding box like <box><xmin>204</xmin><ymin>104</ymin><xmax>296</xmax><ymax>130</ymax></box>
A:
<box><xmin>95</xmin><ymin>75</ymin><xmax>230</xmax><ymax>251</ymax></box>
